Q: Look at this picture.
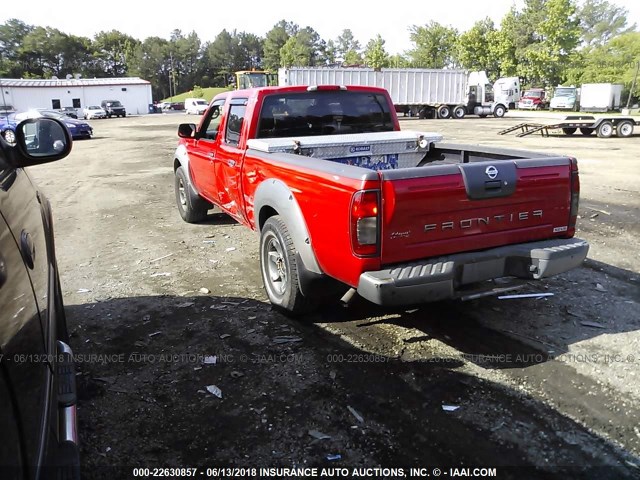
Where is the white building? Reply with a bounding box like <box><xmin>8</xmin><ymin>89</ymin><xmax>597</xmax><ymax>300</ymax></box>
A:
<box><xmin>0</xmin><ymin>77</ymin><xmax>153</xmax><ymax>115</ymax></box>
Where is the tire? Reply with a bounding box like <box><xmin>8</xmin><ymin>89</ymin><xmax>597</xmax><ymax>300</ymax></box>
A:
<box><xmin>174</xmin><ymin>166</ymin><xmax>210</xmax><ymax>223</ymax></box>
<box><xmin>260</xmin><ymin>216</ymin><xmax>314</xmax><ymax>315</ymax></box>
<box><xmin>453</xmin><ymin>106</ymin><xmax>466</xmax><ymax>119</ymax></box>
<box><xmin>479</xmin><ymin>114</ymin><xmax>487</xmax><ymax>118</ymax></box>
<box><xmin>437</xmin><ymin>105</ymin><xmax>451</xmax><ymax>119</ymax></box>
<box><xmin>493</xmin><ymin>105</ymin><xmax>506</xmax><ymax>118</ymax></box>
<box><xmin>596</xmin><ymin>121</ymin><xmax>614</xmax><ymax>138</ymax></box>
<box><xmin>563</xmin><ymin>128</ymin><xmax>577</xmax><ymax>136</ymax></box>
<box><xmin>616</xmin><ymin>120</ymin><xmax>634</xmax><ymax>138</ymax></box>
<box><xmin>580</xmin><ymin>128</ymin><xmax>593</xmax><ymax>136</ymax></box>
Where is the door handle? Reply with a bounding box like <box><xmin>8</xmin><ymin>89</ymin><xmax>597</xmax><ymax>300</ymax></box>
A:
<box><xmin>207</xmin><ymin>152</ymin><xmax>215</xmax><ymax>159</ymax></box>
<box><xmin>227</xmin><ymin>159</ymin><xmax>236</xmax><ymax>167</ymax></box>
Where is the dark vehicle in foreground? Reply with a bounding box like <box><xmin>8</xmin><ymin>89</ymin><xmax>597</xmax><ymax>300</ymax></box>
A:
<box><xmin>0</xmin><ymin>117</ymin><xmax>80</xmax><ymax>477</ymax></box>
<box><xmin>100</xmin><ymin>100</ymin><xmax>126</xmax><ymax>118</ymax></box>
<box><xmin>16</xmin><ymin>109</ymin><xmax>93</xmax><ymax>140</ymax></box>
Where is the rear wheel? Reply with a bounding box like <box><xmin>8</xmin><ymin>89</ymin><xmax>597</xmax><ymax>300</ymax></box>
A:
<box><xmin>453</xmin><ymin>105</ymin><xmax>466</xmax><ymax>119</ymax></box>
<box><xmin>174</xmin><ymin>166</ymin><xmax>211</xmax><ymax>223</ymax></box>
<box><xmin>437</xmin><ymin>105</ymin><xmax>451</xmax><ymax>119</ymax></box>
<box><xmin>617</xmin><ymin>120</ymin><xmax>634</xmax><ymax>138</ymax></box>
<box><xmin>580</xmin><ymin>128</ymin><xmax>593</xmax><ymax>136</ymax></box>
<box><xmin>563</xmin><ymin>128</ymin><xmax>577</xmax><ymax>136</ymax></box>
<box><xmin>260</xmin><ymin>216</ymin><xmax>314</xmax><ymax>315</ymax></box>
<box><xmin>597</xmin><ymin>121</ymin><xmax>614</xmax><ymax>138</ymax></box>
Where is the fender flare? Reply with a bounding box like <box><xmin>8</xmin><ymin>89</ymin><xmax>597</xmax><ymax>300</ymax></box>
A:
<box><xmin>174</xmin><ymin>144</ymin><xmax>196</xmax><ymax>189</ymax></box>
<box><xmin>254</xmin><ymin>179</ymin><xmax>322</xmax><ymax>275</ymax></box>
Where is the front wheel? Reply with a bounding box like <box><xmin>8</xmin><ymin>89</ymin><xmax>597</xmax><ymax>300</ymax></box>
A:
<box><xmin>260</xmin><ymin>216</ymin><xmax>314</xmax><ymax>316</ymax></box>
<box><xmin>493</xmin><ymin>105</ymin><xmax>506</xmax><ymax>118</ymax></box>
<box><xmin>580</xmin><ymin>128</ymin><xmax>593</xmax><ymax>136</ymax></box>
<box><xmin>174</xmin><ymin>166</ymin><xmax>211</xmax><ymax>223</ymax></box>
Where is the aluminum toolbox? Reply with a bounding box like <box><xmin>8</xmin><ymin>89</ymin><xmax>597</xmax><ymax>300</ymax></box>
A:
<box><xmin>247</xmin><ymin>131</ymin><xmax>443</xmax><ymax>170</ymax></box>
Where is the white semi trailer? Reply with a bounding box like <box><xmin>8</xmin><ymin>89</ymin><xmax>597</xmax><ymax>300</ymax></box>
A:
<box><xmin>278</xmin><ymin>67</ymin><xmax>509</xmax><ymax>119</ymax></box>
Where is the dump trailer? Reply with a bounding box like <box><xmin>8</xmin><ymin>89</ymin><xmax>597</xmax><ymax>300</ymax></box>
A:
<box><xmin>278</xmin><ymin>67</ymin><xmax>509</xmax><ymax>119</ymax></box>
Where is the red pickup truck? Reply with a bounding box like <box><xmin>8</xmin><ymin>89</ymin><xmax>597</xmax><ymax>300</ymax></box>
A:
<box><xmin>173</xmin><ymin>85</ymin><xmax>588</xmax><ymax>314</ymax></box>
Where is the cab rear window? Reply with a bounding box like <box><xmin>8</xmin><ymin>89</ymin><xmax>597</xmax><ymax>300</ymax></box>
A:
<box><xmin>257</xmin><ymin>90</ymin><xmax>394</xmax><ymax>138</ymax></box>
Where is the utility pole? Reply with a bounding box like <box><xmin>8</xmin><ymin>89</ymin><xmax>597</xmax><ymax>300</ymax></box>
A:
<box><xmin>626</xmin><ymin>60</ymin><xmax>639</xmax><ymax>110</ymax></box>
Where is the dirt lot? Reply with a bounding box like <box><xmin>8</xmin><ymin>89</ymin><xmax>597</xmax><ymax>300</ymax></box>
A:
<box><xmin>29</xmin><ymin>110</ymin><xmax>640</xmax><ymax>479</ymax></box>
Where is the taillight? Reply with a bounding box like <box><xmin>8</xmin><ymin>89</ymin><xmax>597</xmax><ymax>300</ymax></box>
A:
<box><xmin>568</xmin><ymin>157</ymin><xmax>579</xmax><ymax>237</ymax></box>
<box><xmin>350</xmin><ymin>190</ymin><xmax>380</xmax><ymax>257</ymax></box>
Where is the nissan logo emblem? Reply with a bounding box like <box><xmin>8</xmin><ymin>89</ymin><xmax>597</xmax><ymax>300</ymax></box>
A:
<box><xmin>485</xmin><ymin>165</ymin><xmax>498</xmax><ymax>179</ymax></box>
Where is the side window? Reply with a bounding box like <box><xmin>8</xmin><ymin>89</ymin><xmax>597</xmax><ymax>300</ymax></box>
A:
<box><xmin>225</xmin><ymin>103</ymin><xmax>246</xmax><ymax>146</ymax></box>
<box><xmin>199</xmin><ymin>100</ymin><xmax>225</xmax><ymax>141</ymax></box>
<box><xmin>51</xmin><ymin>99</ymin><xmax>61</xmax><ymax>110</ymax></box>
<box><xmin>72</xmin><ymin>98</ymin><xmax>81</xmax><ymax>108</ymax></box>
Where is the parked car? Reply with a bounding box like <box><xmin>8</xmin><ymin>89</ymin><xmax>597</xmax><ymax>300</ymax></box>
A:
<box><xmin>0</xmin><ymin>104</ymin><xmax>16</xmax><ymax>114</ymax></box>
<box><xmin>0</xmin><ymin>116</ymin><xmax>80</xmax><ymax>477</ymax></box>
<box><xmin>0</xmin><ymin>113</ymin><xmax>18</xmax><ymax>144</ymax></box>
<box><xmin>185</xmin><ymin>98</ymin><xmax>209</xmax><ymax>115</ymax></box>
<box><xmin>83</xmin><ymin>105</ymin><xmax>107</xmax><ymax>119</ymax></box>
<box><xmin>59</xmin><ymin>106</ymin><xmax>79</xmax><ymax>119</ymax></box>
<box><xmin>101</xmin><ymin>99</ymin><xmax>126</xmax><ymax>118</ymax></box>
<box><xmin>15</xmin><ymin>109</ymin><xmax>93</xmax><ymax>140</ymax></box>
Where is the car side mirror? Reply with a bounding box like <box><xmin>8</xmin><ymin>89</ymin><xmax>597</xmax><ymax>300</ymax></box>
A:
<box><xmin>8</xmin><ymin>118</ymin><xmax>72</xmax><ymax>167</ymax></box>
<box><xmin>178</xmin><ymin>123</ymin><xmax>196</xmax><ymax>138</ymax></box>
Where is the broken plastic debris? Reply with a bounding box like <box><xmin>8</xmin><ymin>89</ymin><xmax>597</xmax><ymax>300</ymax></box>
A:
<box><xmin>580</xmin><ymin>320</ymin><xmax>606</xmax><ymax>329</ymax></box>
<box><xmin>273</xmin><ymin>336</ymin><xmax>303</xmax><ymax>344</ymax></box>
<box><xmin>347</xmin><ymin>405</ymin><xmax>364</xmax><ymax>423</ymax></box>
<box><xmin>203</xmin><ymin>356</ymin><xmax>217</xmax><ymax>365</ymax></box>
<box><xmin>230</xmin><ymin>371</ymin><xmax>244</xmax><ymax>379</ymax></box>
<box><xmin>199</xmin><ymin>287</ymin><xmax>211</xmax><ymax>294</ymax></box>
<box><xmin>205</xmin><ymin>385</ymin><xmax>223</xmax><ymax>398</ymax></box>
<box><xmin>326</xmin><ymin>454</ymin><xmax>341</xmax><ymax>461</ymax></box>
<box><xmin>149</xmin><ymin>253</ymin><xmax>173</xmax><ymax>263</ymax></box>
<box><xmin>308</xmin><ymin>430</ymin><xmax>331</xmax><ymax>440</ymax></box>
<box><xmin>442</xmin><ymin>405</ymin><xmax>460</xmax><ymax>412</ymax></box>
<box><xmin>498</xmin><ymin>293</ymin><xmax>554</xmax><ymax>300</ymax></box>
<box><xmin>595</xmin><ymin>283</ymin><xmax>607</xmax><ymax>292</ymax></box>
<box><xmin>225</xmin><ymin>247</ymin><xmax>237</xmax><ymax>252</ymax></box>
<box><xmin>329</xmin><ymin>371</ymin><xmax>337</xmax><ymax>380</ymax></box>
<box><xmin>148</xmin><ymin>331</ymin><xmax>162</xmax><ymax>337</ymax></box>
<box><xmin>150</xmin><ymin>272</ymin><xmax>171</xmax><ymax>277</ymax></box>
<box><xmin>220</xmin><ymin>334</ymin><xmax>231</xmax><ymax>339</ymax></box>
<box><xmin>77</xmin><ymin>288</ymin><xmax>91</xmax><ymax>293</ymax></box>
<box><xmin>203</xmin><ymin>240</ymin><xmax>216</xmax><ymax>244</ymax></box>
<box><xmin>176</xmin><ymin>301</ymin><xmax>195</xmax><ymax>308</ymax></box>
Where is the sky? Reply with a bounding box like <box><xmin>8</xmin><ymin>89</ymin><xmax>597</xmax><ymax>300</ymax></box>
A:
<box><xmin>1</xmin><ymin>0</ymin><xmax>639</xmax><ymax>55</ymax></box>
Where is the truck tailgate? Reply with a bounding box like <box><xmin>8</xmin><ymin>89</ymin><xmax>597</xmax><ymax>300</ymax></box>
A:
<box><xmin>379</xmin><ymin>158</ymin><xmax>573</xmax><ymax>265</ymax></box>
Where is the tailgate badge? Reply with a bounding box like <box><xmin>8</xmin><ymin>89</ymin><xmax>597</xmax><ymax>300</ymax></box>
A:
<box><xmin>485</xmin><ymin>165</ymin><xmax>498</xmax><ymax>179</ymax></box>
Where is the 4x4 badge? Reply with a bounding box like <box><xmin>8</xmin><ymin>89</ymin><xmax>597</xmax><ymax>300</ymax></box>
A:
<box><xmin>485</xmin><ymin>165</ymin><xmax>498</xmax><ymax>179</ymax></box>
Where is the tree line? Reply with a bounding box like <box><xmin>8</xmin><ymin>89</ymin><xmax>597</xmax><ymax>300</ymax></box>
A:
<box><xmin>0</xmin><ymin>0</ymin><xmax>637</xmax><ymax>101</ymax></box>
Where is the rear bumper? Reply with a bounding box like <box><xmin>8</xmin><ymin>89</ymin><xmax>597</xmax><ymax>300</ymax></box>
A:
<box><xmin>357</xmin><ymin>238</ymin><xmax>589</xmax><ymax>306</ymax></box>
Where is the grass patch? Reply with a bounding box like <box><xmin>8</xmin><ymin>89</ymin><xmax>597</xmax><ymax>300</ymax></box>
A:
<box><xmin>161</xmin><ymin>87</ymin><xmax>231</xmax><ymax>103</ymax></box>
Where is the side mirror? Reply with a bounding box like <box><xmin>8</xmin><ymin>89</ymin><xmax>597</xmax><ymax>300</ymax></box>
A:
<box><xmin>9</xmin><ymin>118</ymin><xmax>72</xmax><ymax>167</ymax></box>
<box><xmin>178</xmin><ymin>123</ymin><xmax>196</xmax><ymax>138</ymax></box>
